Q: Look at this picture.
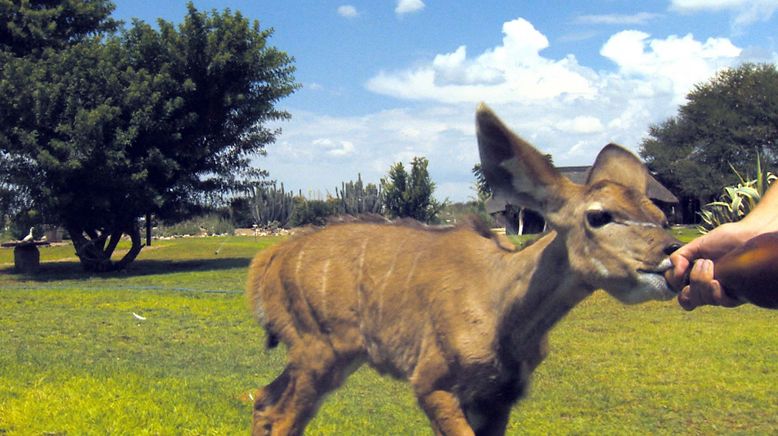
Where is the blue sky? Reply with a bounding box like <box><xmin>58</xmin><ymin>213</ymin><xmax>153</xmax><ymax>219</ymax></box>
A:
<box><xmin>113</xmin><ymin>1</ymin><xmax>778</xmax><ymax>201</ymax></box>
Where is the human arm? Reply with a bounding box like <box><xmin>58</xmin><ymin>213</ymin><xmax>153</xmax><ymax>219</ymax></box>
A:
<box><xmin>667</xmin><ymin>183</ymin><xmax>778</xmax><ymax>310</ymax></box>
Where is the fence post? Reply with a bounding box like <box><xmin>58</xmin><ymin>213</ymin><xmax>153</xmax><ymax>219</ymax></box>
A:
<box><xmin>146</xmin><ymin>213</ymin><xmax>152</xmax><ymax>247</ymax></box>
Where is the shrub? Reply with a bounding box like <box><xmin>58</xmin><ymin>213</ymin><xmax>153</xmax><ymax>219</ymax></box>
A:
<box><xmin>288</xmin><ymin>198</ymin><xmax>334</xmax><ymax>227</ymax></box>
<box><xmin>381</xmin><ymin>157</ymin><xmax>445</xmax><ymax>224</ymax></box>
<box><xmin>438</xmin><ymin>201</ymin><xmax>497</xmax><ymax>228</ymax></box>
<box><xmin>156</xmin><ymin>214</ymin><xmax>235</xmax><ymax>237</ymax></box>
<box><xmin>698</xmin><ymin>156</ymin><xmax>776</xmax><ymax>233</ymax></box>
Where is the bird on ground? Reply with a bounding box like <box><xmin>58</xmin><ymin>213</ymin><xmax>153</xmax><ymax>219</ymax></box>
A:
<box><xmin>21</xmin><ymin>227</ymin><xmax>33</xmax><ymax>242</ymax></box>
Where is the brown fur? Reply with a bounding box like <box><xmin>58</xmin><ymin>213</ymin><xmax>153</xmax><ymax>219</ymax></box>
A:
<box><xmin>245</xmin><ymin>105</ymin><xmax>680</xmax><ymax>436</ymax></box>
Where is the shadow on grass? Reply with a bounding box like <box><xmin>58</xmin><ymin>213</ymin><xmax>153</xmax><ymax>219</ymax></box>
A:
<box><xmin>0</xmin><ymin>257</ymin><xmax>251</xmax><ymax>282</ymax></box>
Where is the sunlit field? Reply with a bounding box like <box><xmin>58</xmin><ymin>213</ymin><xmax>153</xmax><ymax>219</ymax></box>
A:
<box><xmin>1</xmin><ymin>231</ymin><xmax>775</xmax><ymax>434</ymax></box>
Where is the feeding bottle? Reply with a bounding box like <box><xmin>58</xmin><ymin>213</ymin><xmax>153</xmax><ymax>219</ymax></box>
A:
<box><xmin>712</xmin><ymin>232</ymin><xmax>778</xmax><ymax>309</ymax></box>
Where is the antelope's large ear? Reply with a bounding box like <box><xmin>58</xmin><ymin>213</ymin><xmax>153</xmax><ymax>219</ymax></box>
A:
<box><xmin>586</xmin><ymin>144</ymin><xmax>648</xmax><ymax>194</ymax></box>
<box><xmin>476</xmin><ymin>103</ymin><xmax>577</xmax><ymax>222</ymax></box>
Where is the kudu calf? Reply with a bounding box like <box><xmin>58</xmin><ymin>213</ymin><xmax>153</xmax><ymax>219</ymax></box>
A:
<box><xmin>246</xmin><ymin>104</ymin><xmax>681</xmax><ymax>435</ymax></box>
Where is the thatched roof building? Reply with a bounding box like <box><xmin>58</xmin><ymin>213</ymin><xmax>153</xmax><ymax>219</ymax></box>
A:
<box><xmin>487</xmin><ymin>165</ymin><xmax>679</xmax><ymax>234</ymax></box>
<box><xmin>557</xmin><ymin>166</ymin><xmax>678</xmax><ymax>204</ymax></box>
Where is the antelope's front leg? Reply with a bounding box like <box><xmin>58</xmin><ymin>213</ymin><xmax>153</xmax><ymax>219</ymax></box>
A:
<box><xmin>416</xmin><ymin>390</ymin><xmax>474</xmax><ymax>436</ymax></box>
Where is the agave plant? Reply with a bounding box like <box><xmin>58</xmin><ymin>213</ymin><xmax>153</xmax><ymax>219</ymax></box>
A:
<box><xmin>698</xmin><ymin>154</ymin><xmax>777</xmax><ymax>233</ymax></box>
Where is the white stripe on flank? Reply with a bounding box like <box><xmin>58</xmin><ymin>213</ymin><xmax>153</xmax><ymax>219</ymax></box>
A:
<box><xmin>295</xmin><ymin>245</ymin><xmax>306</xmax><ymax>284</ymax></box>
<box><xmin>405</xmin><ymin>252</ymin><xmax>422</xmax><ymax>288</ymax></box>
<box><xmin>321</xmin><ymin>258</ymin><xmax>330</xmax><ymax>316</ymax></box>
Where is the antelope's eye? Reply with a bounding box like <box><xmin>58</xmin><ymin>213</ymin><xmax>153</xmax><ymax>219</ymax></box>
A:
<box><xmin>586</xmin><ymin>210</ymin><xmax>613</xmax><ymax>228</ymax></box>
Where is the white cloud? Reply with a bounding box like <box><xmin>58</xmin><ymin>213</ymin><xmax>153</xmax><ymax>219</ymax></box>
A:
<box><xmin>367</xmin><ymin>19</ymin><xmax>742</xmax><ymax>106</ymax></box>
<box><xmin>672</xmin><ymin>0</ymin><xmax>764</xmax><ymax>11</ymax></box>
<box><xmin>367</xmin><ymin>18</ymin><xmax>597</xmax><ymax>103</ymax></box>
<box><xmin>313</xmin><ymin>138</ymin><xmax>356</xmax><ymax>157</ymax></box>
<box><xmin>337</xmin><ymin>5</ymin><xmax>358</xmax><ymax>18</ymax></box>
<box><xmin>576</xmin><ymin>12</ymin><xmax>660</xmax><ymax>25</ymax></box>
<box><xmin>266</xmin><ymin>18</ymin><xmax>751</xmax><ymax>202</ymax></box>
<box><xmin>555</xmin><ymin>116</ymin><xmax>604</xmax><ymax>134</ymax></box>
<box><xmin>264</xmin><ymin>108</ymin><xmax>476</xmax><ymax>200</ymax></box>
<box><xmin>600</xmin><ymin>31</ymin><xmax>741</xmax><ymax>103</ymax></box>
<box><xmin>367</xmin><ymin>17</ymin><xmax>743</xmax><ymax>106</ymax></box>
<box><xmin>395</xmin><ymin>0</ymin><xmax>425</xmax><ymax>16</ymax></box>
<box><xmin>670</xmin><ymin>0</ymin><xmax>778</xmax><ymax>27</ymax></box>
<box><xmin>330</xmin><ymin>140</ymin><xmax>355</xmax><ymax>157</ymax></box>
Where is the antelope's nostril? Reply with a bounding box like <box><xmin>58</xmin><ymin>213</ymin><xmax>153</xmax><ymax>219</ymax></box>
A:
<box><xmin>663</xmin><ymin>242</ymin><xmax>682</xmax><ymax>256</ymax></box>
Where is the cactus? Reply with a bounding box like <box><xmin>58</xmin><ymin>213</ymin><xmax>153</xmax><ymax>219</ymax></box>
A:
<box><xmin>334</xmin><ymin>174</ymin><xmax>383</xmax><ymax>215</ymax></box>
<box><xmin>249</xmin><ymin>181</ymin><xmax>294</xmax><ymax>228</ymax></box>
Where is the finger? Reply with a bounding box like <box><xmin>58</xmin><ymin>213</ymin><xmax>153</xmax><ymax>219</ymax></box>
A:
<box><xmin>677</xmin><ymin>284</ymin><xmax>698</xmax><ymax>311</ymax></box>
<box><xmin>671</xmin><ymin>239</ymin><xmax>705</xmax><ymax>268</ymax></box>
<box><xmin>679</xmin><ymin>259</ymin><xmax>717</xmax><ymax>308</ymax></box>
<box><xmin>688</xmin><ymin>259</ymin><xmax>742</xmax><ymax>308</ymax></box>
<box><xmin>667</xmin><ymin>252</ymin><xmax>691</xmax><ymax>292</ymax></box>
<box><xmin>689</xmin><ymin>259</ymin><xmax>720</xmax><ymax>306</ymax></box>
<box><xmin>709</xmin><ymin>279</ymin><xmax>743</xmax><ymax>308</ymax></box>
<box><xmin>688</xmin><ymin>258</ymin><xmax>714</xmax><ymax>288</ymax></box>
<box><xmin>678</xmin><ymin>258</ymin><xmax>708</xmax><ymax>310</ymax></box>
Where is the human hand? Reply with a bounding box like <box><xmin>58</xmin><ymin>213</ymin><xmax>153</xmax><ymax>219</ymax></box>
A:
<box><xmin>667</xmin><ymin>223</ymin><xmax>752</xmax><ymax>311</ymax></box>
<box><xmin>675</xmin><ymin>258</ymin><xmax>743</xmax><ymax>310</ymax></box>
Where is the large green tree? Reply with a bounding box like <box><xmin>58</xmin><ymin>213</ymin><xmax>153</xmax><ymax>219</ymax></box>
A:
<box><xmin>640</xmin><ymin>63</ymin><xmax>778</xmax><ymax>205</ymax></box>
<box><xmin>0</xmin><ymin>0</ymin><xmax>119</xmax><ymax>232</ymax></box>
<box><xmin>0</xmin><ymin>2</ymin><xmax>297</xmax><ymax>271</ymax></box>
<box><xmin>381</xmin><ymin>156</ymin><xmax>444</xmax><ymax>224</ymax></box>
<box><xmin>0</xmin><ymin>0</ymin><xmax>119</xmax><ymax>55</ymax></box>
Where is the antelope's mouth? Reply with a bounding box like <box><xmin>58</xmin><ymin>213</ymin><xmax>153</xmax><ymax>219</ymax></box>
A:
<box><xmin>637</xmin><ymin>258</ymin><xmax>673</xmax><ymax>275</ymax></box>
<box><xmin>636</xmin><ymin>258</ymin><xmax>677</xmax><ymax>296</ymax></box>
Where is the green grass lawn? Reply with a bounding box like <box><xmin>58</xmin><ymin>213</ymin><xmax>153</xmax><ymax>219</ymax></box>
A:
<box><xmin>0</xmin><ymin>232</ymin><xmax>776</xmax><ymax>434</ymax></box>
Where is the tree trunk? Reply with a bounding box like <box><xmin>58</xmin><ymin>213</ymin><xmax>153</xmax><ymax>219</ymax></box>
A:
<box><xmin>114</xmin><ymin>224</ymin><xmax>143</xmax><ymax>270</ymax></box>
<box><xmin>69</xmin><ymin>221</ymin><xmax>144</xmax><ymax>272</ymax></box>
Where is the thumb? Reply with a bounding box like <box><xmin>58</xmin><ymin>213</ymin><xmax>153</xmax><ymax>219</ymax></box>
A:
<box><xmin>667</xmin><ymin>251</ymin><xmax>691</xmax><ymax>292</ymax></box>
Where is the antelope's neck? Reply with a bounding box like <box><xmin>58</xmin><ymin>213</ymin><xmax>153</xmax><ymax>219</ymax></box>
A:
<box><xmin>497</xmin><ymin>232</ymin><xmax>594</xmax><ymax>363</ymax></box>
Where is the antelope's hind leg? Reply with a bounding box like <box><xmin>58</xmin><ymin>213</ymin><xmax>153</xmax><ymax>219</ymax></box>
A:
<box><xmin>253</xmin><ymin>367</ymin><xmax>292</xmax><ymax>435</ymax></box>
<box><xmin>416</xmin><ymin>390</ymin><xmax>475</xmax><ymax>436</ymax></box>
<box><xmin>252</xmin><ymin>341</ymin><xmax>357</xmax><ymax>436</ymax></box>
